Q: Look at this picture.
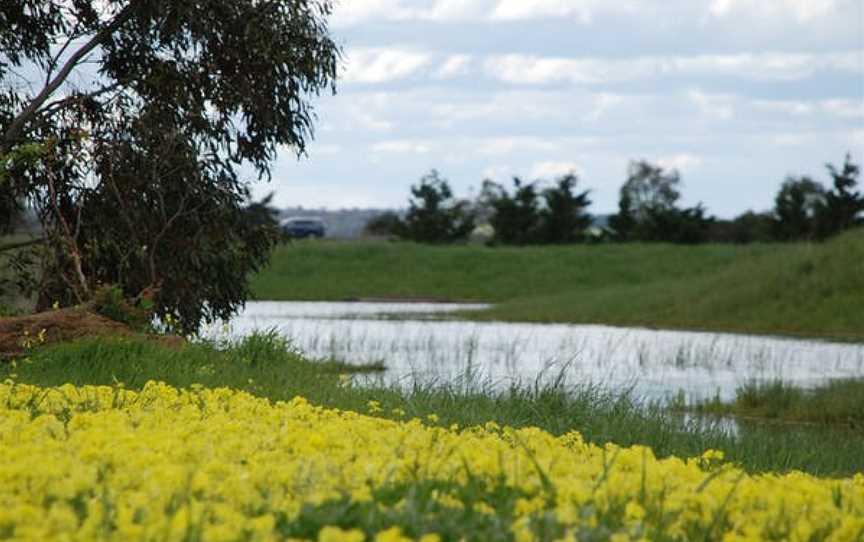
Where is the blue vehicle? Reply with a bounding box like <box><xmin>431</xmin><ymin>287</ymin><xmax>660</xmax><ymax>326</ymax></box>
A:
<box><xmin>280</xmin><ymin>217</ymin><xmax>326</xmax><ymax>239</ymax></box>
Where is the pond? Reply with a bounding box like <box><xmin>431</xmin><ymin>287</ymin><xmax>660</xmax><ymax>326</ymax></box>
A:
<box><xmin>208</xmin><ymin>301</ymin><xmax>864</xmax><ymax>402</ymax></box>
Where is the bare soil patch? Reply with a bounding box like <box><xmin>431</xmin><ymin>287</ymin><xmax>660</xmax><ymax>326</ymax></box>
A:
<box><xmin>0</xmin><ymin>308</ymin><xmax>182</xmax><ymax>360</ymax></box>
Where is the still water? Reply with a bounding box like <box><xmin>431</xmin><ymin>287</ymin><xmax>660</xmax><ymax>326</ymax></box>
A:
<box><xmin>209</xmin><ymin>301</ymin><xmax>864</xmax><ymax>401</ymax></box>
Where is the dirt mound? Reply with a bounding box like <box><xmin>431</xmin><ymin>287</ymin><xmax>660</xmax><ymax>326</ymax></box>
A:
<box><xmin>0</xmin><ymin>308</ymin><xmax>146</xmax><ymax>360</ymax></box>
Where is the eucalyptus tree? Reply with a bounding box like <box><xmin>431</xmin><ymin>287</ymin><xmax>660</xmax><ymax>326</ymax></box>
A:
<box><xmin>610</xmin><ymin>160</ymin><xmax>712</xmax><ymax>243</ymax></box>
<box><xmin>0</xmin><ymin>1</ymin><xmax>339</xmax><ymax>332</ymax></box>
<box><xmin>610</xmin><ymin>160</ymin><xmax>681</xmax><ymax>241</ymax></box>
<box><xmin>539</xmin><ymin>173</ymin><xmax>592</xmax><ymax>244</ymax></box>
<box><xmin>773</xmin><ymin>177</ymin><xmax>827</xmax><ymax>241</ymax></box>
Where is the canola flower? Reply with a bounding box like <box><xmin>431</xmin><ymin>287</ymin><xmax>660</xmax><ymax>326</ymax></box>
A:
<box><xmin>0</xmin><ymin>381</ymin><xmax>861</xmax><ymax>541</ymax></box>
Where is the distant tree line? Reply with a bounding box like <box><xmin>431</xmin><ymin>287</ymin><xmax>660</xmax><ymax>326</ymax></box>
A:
<box><xmin>366</xmin><ymin>170</ymin><xmax>594</xmax><ymax>245</ymax></box>
<box><xmin>368</xmin><ymin>154</ymin><xmax>862</xmax><ymax>245</ymax></box>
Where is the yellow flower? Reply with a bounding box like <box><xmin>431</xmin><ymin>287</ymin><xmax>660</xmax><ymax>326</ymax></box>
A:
<box><xmin>0</xmin><ymin>381</ymin><xmax>857</xmax><ymax>542</ymax></box>
<box><xmin>374</xmin><ymin>526</ymin><xmax>411</xmax><ymax>542</ymax></box>
<box><xmin>319</xmin><ymin>526</ymin><xmax>366</xmax><ymax>542</ymax></box>
<box><xmin>701</xmin><ymin>449</ymin><xmax>725</xmax><ymax>462</ymax></box>
<box><xmin>624</xmin><ymin>501</ymin><xmax>646</xmax><ymax>521</ymax></box>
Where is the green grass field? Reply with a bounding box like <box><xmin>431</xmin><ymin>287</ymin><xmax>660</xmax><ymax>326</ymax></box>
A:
<box><xmin>7</xmin><ymin>335</ymin><xmax>863</xmax><ymax>477</ymax></box>
<box><xmin>251</xmin><ymin>229</ymin><xmax>864</xmax><ymax>340</ymax></box>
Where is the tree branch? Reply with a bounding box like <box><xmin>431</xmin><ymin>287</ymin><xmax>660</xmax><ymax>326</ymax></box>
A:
<box><xmin>45</xmin><ymin>24</ymin><xmax>84</xmax><ymax>87</ymax></box>
<box><xmin>2</xmin><ymin>3</ymin><xmax>137</xmax><ymax>149</ymax></box>
<box><xmin>45</xmin><ymin>175</ymin><xmax>89</xmax><ymax>302</ymax></box>
<box><xmin>36</xmin><ymin>82</ymin><xmax>123</xmax><ymax>123</ymax></box>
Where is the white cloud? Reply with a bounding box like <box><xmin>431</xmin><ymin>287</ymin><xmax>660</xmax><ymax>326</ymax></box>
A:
<box><xmin>669</xmin><ymin>53</ymin><xmax>827</xmax><ymax>81</ymax></box>
<box><xmin>330</xmin><ymin>0</ymin><xmax>495</xmax><ymax>26</ymax></box>
<box><xmin>341</xmin><ymin>48</ymin><xmax>431</xmax><ymax>84</ymax></box>
<box><xmin>529</xmin><ymin>161</ymin><xmax>583</xmax><ymax>179</ymax></box>
<box><xmin>369</xmin><ymin>136</ymin><xmax>593</xmax><ymax>159</ymax></box>
<box><xmin>587</xmin><ymin>93</ymin><xmax>625</xmax><ymax>121</ymax></box>
<box><xmin>752</xmin><ymin>100</ymin><xmax>815</xmax><ymax>116</ymax></box>
<box><xmin>771</xmin><ymin>134</ymin><xmax>810</xmax><ymax>146</ymax></box>
<box><xmin>422</xmin><ymin>0</ymin><xmax>494</xmax><ymax>22</ymax></box>
<box><xmin>342</xmin><ymin>95</ymin><xmax>395</xmax><ymax>132</ymax></box>
<box><xmin>428</xmin><ymin>91</ymin><xmax>649</xmax><ymax>132</ymax></box>
<box><xmin>371</xmin><ymin>140</ymin><xmax>434</xmax><ymax>154</ymax></box>
<box><xmin>435</xmin><ymin>55</ymin><xmax>474</xmax><ymax>79</ymax></box>
<box><xmin>481</xmin><ymin>164</ymin><xmax>516</xmax><ymax>180</ymax></box>
<box><xmin>341</xmin><ymin>48</ymin><xmax>857</xmax><ymax>88</ymax></box>
<box><xmin>313</xmin><ymin>144</ymin><xmax>344</xmax><ymax>156</ymax></box>
<box><xmin>752</xmin><ymin>98</ymin><xmax>864</xmax><ymax>119</ymax></box>
<box><xmin>330</xmin><ymin>0</ymin><xmax>407</xmax><ymax>27</ymax></box>
<box><xmin>820</xmin><ymin>99</ymin><xmax>864</xmax><ymax>119</ymax></box>
<box><xmin>829</xmin><ymin>52</ymin><xmax>864</xmax><ymax>73</ymax></box>
<box><xmin>657</xmin><ymin>154</ymin><xmax>704</xmax><ymax>173</ymax></box>
<box><xmin>351</xmin><ymin>110</ymin><xmax>393</xmax><ymax>132</ymax></box>
<box><xmin>687</xmin><ymin>89</ymin><xmax>735</xmax><ymax>120</ymax></box>
<box><xmin>483</xmin><ymin>55</ymin><xmax>620</xmax><ymax>85</ymax></box>
<box><xmin>332</xmin><ymin>0</ymin><xmax>637</xmax><ymax>26</ymax></box>
<box><xmin>709</xmin><ymin>0</ymin><xmax>843</xmax><ymax>23</ymax></box>
<box><xmin>492</xmin><ymin>0</ymin><xmax>601</xmax><ymax>24</ymax></box>
<box><xmin>331</xmin><ymin>0</ymin><xmax>857</xmax><ymax>30</ymax></box>
<box><xmin>335</xmin><ymin>47</ymin><xmax>860</xmax><ymax>91</ymax></box>
<box><xmin>476</xmin><ymin>137</ymin><xmax>562</xmax><ymax>155</ymax></box>
<box><xmin>430</xmin><ymin>91</ymin><xmax>571</xmax><ymax>126</ymax></box>
<box><xmin>482</xmin><ymin>51</ymin><xmax>861</xmax><ymax>86</ymax></box>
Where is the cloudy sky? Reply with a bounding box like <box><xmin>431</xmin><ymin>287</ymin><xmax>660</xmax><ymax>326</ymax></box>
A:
<box><xmin>255</xmin><ymin>0</ymin><xmax>863</xmax><ymax>217</ymax></box>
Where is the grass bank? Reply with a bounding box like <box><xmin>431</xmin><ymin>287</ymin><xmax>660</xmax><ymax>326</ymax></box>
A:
<box><xmin>251</xmin><ymin>229</ymin><xmax>864</xmax><ymax>340</ymax></box>
<box><xmin>686</xmin><ymin>379</ymin><xmax>864</xmax><ymax>428</ymax></box>
<box><xmin>7</xmin><ymin>335</ymin><xmax>864</xmax><ymax>477</ymax></box>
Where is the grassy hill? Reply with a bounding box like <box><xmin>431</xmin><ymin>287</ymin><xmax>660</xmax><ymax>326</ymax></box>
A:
<box><xmin>251</xmin><ymin>229</ymin><xmax>864</xmax><ymax>339</ymax></box>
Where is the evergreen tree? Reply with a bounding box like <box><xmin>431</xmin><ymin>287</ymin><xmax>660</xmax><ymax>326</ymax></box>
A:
<box><xmin>484</xmin><ymin>178</ymin><xmax>542</xmax><ymax>245</ymax></box>
<box><xmin>400</xmin><ymin>170</ymin><xmax>475</xmax><ymax>243</ymax></box>
<box><xmin>539</xmin><ymin>174</ymin><xmax>592</xmax><ymax>244</ymax></box>
<box><xmin>817</xmin><ymin>154</ymin><xmax>863</xmax><ymax>238</ymax></box>
<box><xmin>609</xmin><ymin>191</ymin><xmax>636</xmax><ymax>241</ymax></box>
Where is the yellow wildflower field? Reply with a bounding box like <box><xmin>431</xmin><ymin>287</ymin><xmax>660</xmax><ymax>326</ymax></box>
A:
<box><xmin>0</xmin><ymin>381</ymin><xmax>861</xmax><ymax>541</ymax></box>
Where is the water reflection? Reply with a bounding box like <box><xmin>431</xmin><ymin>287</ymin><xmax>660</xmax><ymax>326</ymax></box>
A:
<box><xmin>209</xmin><ymin>301</ymin><xmax>864</xmax><ymax>402</ymax></box>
